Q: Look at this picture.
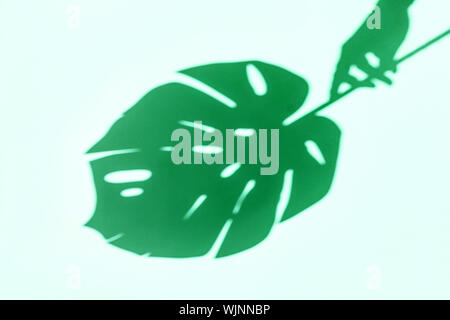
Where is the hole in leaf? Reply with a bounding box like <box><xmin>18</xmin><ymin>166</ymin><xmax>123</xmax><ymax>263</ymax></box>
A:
<box><xmin>184</xmin><ymin>194</ymin><xmax>207</xmax><ymax>220</ymax></box>
<box><xmin>174</xmin><ymin>73</ymin><xmax>237</xmax><ymax>108</ymax></box>
<box><xmin>86</xmin><ymin>149</ymin><xmax>140</xmax><ymax>161</ymax></box>
<box><xmin>207</xmin><ymin>219</ymin><xmax>233</xmax><ymax>259</ymax></box>
<box><xmin>274</xmin><ymin>169</ymin><xmax>294</xmax><ymax>224</ymax></box>
<box><xmin>120</xmin><ymin>188</ymin><xmax>144</xmax><ymax>197</ymax></box>
<box><xmin>220</xmin><ymin>163</ymin><xmax>241</xmax><ymax>178</ymax></box>
<box><xmin>365</xmin><ymin>52</ymin><xmax>380</xmax><ymax>68</ymax></box>
<box><xmin>179</xmin><ymin>120</ymin><xmax>216</xmax><ymax>133</ymax></box>
<box><xmin>233</xmin><ymin>180</ymin><xmax>256</xmax><ymax>214</ymax></box>
<box><xmin>349</xmin><ymin>65</ymin><xmax>368</xmax><ymax>81</ymax></box>
<box><xmin>246</xmin><ymin>64</ymin><xmax>267</xmax><ymax>96</ymax></box>
<box><xmin>192</xmin><ymin>145</ymin><xmax>223</xmax><ymax>154</ymax></box>
<box><xmin>338</xmin><ymin>82</ymin><xmax>351</xmax><ymax>94</ymax></box>
<box><xmin>106</xmin><ymin>233</ymin><xmax>124</xmax><ymax>243</ymax></box>
<box><xmin>234</xmin><ymin>128</ymin><xmax>256</xmax><ymax>137</ymax></box>
<box><xmin>104</xmin><ymin>170</ymin><xmax>152</xmax><ymax>184</ymax></box>
<box><xmin>305</xmin><ymin>140</ymin><xmax>326</xmax><ymax>165</ymax></box>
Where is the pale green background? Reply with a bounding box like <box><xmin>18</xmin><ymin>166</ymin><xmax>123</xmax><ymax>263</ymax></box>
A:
<box><xmin>0</xmin><ymin>0</ymin><xmax>449</xmax><ymax>299</ymax></box>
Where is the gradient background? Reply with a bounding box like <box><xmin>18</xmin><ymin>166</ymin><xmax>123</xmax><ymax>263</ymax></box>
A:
<box><xmin>0</xmin><ymin>0</ymin><xmax>449</xmax><ymax>299</ymax></box>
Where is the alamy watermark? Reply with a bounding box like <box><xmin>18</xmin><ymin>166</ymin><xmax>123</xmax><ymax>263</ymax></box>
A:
<box><xmin>366</xmin><ymin>265</ymin><xmax>382</xmax><ymax>290</ymax></box>
<box><xmin>367</xmin><ymin>6</ymin><xmax>381</xmax><ymax>30</ymax></box>
<box><xmin>169</xmin><ymin>121</ymin><xmax>279</xmax><ymax>175</ymax></box>
<box><xmin>67</xmin><ymin>3</ymin><xmax>81</xmax><ymax>30</ymax></box>
<box><xmin>66</xmin><ymin>264</ymin><xmax>81</xmax><ymax>290</ymax></box>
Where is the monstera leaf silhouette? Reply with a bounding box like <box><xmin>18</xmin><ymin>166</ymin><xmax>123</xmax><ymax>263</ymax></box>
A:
<box><xmin>86</xmin><ymin>61</ymin><xmax>341</xmax><ymax>258</ymax></box>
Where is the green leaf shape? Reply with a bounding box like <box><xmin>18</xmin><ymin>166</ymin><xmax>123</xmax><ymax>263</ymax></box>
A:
<box><xmin>86</xmin><ymin>61</ymin><xmax>341</xmax><ymax>258</ymax></box>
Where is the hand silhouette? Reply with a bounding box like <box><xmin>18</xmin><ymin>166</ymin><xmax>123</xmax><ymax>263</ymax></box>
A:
<box><xmin>330</xmin><ymin>0</ymin><xmax>415</xmax><ymax>99</ymax></box>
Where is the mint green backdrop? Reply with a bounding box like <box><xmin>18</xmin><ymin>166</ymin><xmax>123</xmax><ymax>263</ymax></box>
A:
<box><xmin>0</xmin><ymin>0</ymin><xmax>449</xmax><ymax>299</ymax></box>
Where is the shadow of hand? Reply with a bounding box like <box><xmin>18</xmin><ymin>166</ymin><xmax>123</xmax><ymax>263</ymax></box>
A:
<box><xmin>330</xmin><ymin>0</ymin><xmax>414</xmax><ymax>99</ymax></box>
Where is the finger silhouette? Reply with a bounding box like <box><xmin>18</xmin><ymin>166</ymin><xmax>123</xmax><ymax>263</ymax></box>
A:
<box><xmin>357</xmin><ymin>58</ymin><xmax>393</xmax><ymax>85</ymax></box>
